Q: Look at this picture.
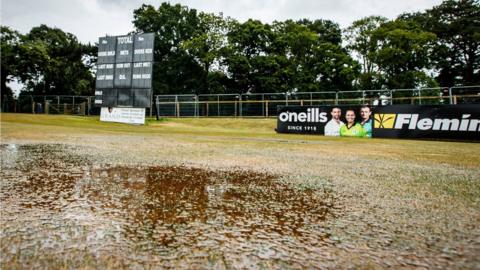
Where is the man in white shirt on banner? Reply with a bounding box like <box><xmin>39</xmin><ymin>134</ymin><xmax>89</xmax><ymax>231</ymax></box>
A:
<box><xmin>324</xmin><ymin>107</ymin><xmax>344</xmax><ymax>136</ymax></box>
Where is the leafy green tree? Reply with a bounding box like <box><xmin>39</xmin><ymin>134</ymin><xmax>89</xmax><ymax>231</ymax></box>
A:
<box><xmin>223</xmin><ymin>19</ymin><xmax>276</xmax><ymax>93</ymax></box>
<box><xmin>0</xmin><ymin>26</ymin><xmax>22</xmax><ymax>97</ymax></box>
<box><xmin>372</xmin><ymin>19</ymin><xmax>437</xmax><ymax>89</ymax></box>
<box><xmin>310</xmin><ymin>42</ymin><xmax>360</xmax><ymax>92</ymax></box>
<box><xmin>133</xmin><ymin>3</ymin><xmax>205</xmax><ymax>95</ymax></box>
<box><xmin>222</xmin><ymin>19</ymin><xmax>358</xmax><ymax>95</ymax></box>
<box><xmin>273</xmin><ymin>19</ymin><xmax>359</xmax><ymax>93</ymax></box>
<box><xmin>345</xmin><ymin>16</ymin><xmax>388</xmax><ymax>89</ymax></box>
<box><xmin>14</xmin><ymin>25</ymin><xmax>95</xmax><ymax>96</ymax></box>
<box><xmin>298</xmin><ymin>19</ymin><xmax>342</xmax><ymax>45</ymax></box>
<box><xmin>272</xmin><ymin>20</ymin><xmax>317</xmax><ymax>92</ymax></box>
<box><xmin>182</xmin><ymin>12</ymin><xmax>234</xmax><ymax>94</ymax></box>
<box><xmin>421</xmin><ymin>0</ymin><xmax>479</xmax><ymax>86</ymax></box>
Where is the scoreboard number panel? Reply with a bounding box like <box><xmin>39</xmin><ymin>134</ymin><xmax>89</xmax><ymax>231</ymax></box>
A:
<box><xmin>132</xmin><ymin>62</ymin><xmax>153</xmax><ymax>88</ymax></box>
<box><xmin>115</xmin><ymin>35</ymin><xmax>134</xmax><ymax>63</ymax></box>
<box><xmin>95</xmin><ymin>33</ymin><xmax>154</xmax><ymax>109</ymax></box>
<box><xmin>114</xmin><ymin>62</ymin><xmax>132</xmax><ymax>88</ymax></box>
<box><xmin>133</xmin><ymin>33</ymin><xmax>155</xmax><ymax>62</ymax></box>
<box><xmin>95</xmin><ymin>63</ymin><xmax>114</xmax><ymax>89</ymax></box>
<box><xmin>97</xmin><ymin>37</ymin><xmax>116</xmax><ymax>64</ymax></box>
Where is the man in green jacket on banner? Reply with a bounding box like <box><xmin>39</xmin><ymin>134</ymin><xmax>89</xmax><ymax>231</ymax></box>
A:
<box><xmin>360</xmin><ymin>106</ymin><xmax>373</xmax><ymax>138</ymax></box>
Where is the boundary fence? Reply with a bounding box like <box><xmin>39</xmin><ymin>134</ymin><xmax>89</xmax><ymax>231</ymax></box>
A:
<box><xmin>1</xmin><ymin>95</ymin><xmax>153</xmax><ymax>116</ymax></box>
<box><xmin>155</xmin><ymin>86</ymin><xmax>480</xmax><ymax>117</ymax></box>
<box><xmin>2</xmin><ymin>86</ymin><xmax>479</xmax><ymax>117</ymax></box>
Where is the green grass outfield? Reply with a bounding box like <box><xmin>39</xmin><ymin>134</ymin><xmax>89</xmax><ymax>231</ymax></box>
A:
<box><xmin>2</xmin><ymin>112</ymin><xmax>479</xmax><ymax>201</ymax></box>
<box><xmin>1</xmin><ymin>113</ymin><xmax>480</xmax><ymax>267</ymax></box>
<box><xmin>1</xmin><ymin>113</ymin><xmax>479</xmax><ymax>167</ymax></box>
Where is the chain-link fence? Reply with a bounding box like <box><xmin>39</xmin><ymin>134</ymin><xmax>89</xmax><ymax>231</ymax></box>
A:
<box><xmin>2</xmin><ymin>86</ymin><xmax>479</xmax><ymax>117</ymax></box>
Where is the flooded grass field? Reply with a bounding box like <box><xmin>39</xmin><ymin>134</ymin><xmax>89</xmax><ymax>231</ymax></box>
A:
<box><xmin>1</xmin><ymin>115</ymin><xmax>480</xmax><ymax>269</ymax></box>
<box><xmin>1</xmin><ymin>144</ymin><xmax>336</xmax><ymax>268</ymax></box>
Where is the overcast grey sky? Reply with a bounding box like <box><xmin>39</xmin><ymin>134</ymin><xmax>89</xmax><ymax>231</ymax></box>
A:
<box><xmin>2</xmin><ymin>0</ymin><xmax>443</xmax><ymax>44</ymax></box>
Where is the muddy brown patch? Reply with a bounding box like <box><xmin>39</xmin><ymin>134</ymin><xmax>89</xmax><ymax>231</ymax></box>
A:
<box><xmin>1</xmin><ymin>144</ymin><xmax>335</xmax><ymax>268</ymax></box>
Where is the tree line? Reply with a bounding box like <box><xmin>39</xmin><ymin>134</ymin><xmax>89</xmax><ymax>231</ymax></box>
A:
<box><xmin>1</xmin><ymin>0</ymin><xmax>478</xmax><ymax>98</ymax></box>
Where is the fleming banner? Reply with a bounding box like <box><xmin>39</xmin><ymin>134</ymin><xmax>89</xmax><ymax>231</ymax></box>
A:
<box><xmin>276</xmin><ymin>105</ymin><xmax>480</xmax><ymax>140</ymax></box>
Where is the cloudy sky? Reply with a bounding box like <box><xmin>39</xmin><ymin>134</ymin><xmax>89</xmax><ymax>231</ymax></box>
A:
<box><xmin>2</xmin><ymin>0</ymin><xmax>443</xmax><ymax>44</ymax></box>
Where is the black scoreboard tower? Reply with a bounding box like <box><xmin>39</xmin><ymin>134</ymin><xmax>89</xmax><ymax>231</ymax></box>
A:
<box><xmin>95</xmin><ymin>33</ymin><xmax>155</xmax><ymax>108</ymax></box>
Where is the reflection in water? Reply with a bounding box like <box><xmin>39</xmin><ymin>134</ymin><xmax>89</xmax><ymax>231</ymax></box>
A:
<box><xmin>0</xmin><ymin>144</ymin><xmax>334</xmax><ymax>268</ymax></box>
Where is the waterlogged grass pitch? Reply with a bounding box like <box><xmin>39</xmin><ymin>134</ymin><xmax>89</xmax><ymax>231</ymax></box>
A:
<box><xmin>1</xmin><ymin>113</ymin><xmax>479</xmax><ymax>269</ymax></box>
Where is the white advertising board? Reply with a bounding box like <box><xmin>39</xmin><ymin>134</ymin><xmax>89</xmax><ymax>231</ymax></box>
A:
<box><xmin>100</xmin><ymin>107</ymin><xmax>145</xmax><ymax>125</ymax></box>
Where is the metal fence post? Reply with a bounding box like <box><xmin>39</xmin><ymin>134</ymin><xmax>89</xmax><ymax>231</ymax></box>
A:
<box><xmin>217</xmin><ymin>95</ymin><xmax>220</xmax><ymax>117</ymax></box>
<box><xmin>262</xmin><ymin>94</ymin><xmax>265</xmax><ymax>117</ymax></box>
<box><xmin>239</xmin><ymin>94</ymin><xmax>242</xmax><ymax>117</ymax></box>
<box><xmin>265</xmin><ymin>100</ymin><xmax>269</xmax><ymax>117</ymax></box>
<box><xmin>195</xmin><ymin>95</ymin><xmax>199</xmax><ymax>117</ymax></box>
<box><xmin>175</xmin><ymin>95</ymin><xmax>179</xmax><ymax>117</ymax></box>
<box><xmin>335</xmin><ymin>92</ymin><xmax>338</xmax><ymax>105</ymax></box>
<box><xmin>449</xmin><ymin>87</ymin><xmax>453</xmax><ymax>104</ymax></box>
<box><xmin>155</xmin><ymin>96</ymin><xmax>160</xmax><ymax>119</ymax></box>
<box><xmin>87</xmin><ymin>97</ymin><xmax>91</xmax><ymax>115</ymax></box>
<box><xmin>31</xmin><ymin>95</ymin><xmax>34</xmax><ymax>113</ymax></box>
<box><xmin>389</xmin><ymin>90</ymin><xmax>393</xmax><ymax>105</ymax></box>
<box><xmin>234</xmin><ymin>98</ymin><xmax>237</xmax><ymax>117</ymax></box>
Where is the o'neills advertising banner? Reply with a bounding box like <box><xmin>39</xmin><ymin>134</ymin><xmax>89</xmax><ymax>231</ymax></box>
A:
<box><xmin>100</xmin><ymin>107</ymin><xmax>145</xmax><ymax>125</ymax></box>
<box><xmin>276</xmin><ymin>105</ymin><xmax>480</xmax><ymax>140</ymax></box>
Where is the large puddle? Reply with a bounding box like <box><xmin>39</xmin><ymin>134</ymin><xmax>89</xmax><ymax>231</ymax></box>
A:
<box><xmin>0</xmin><ymin>144</ymin><xmax>335</xmax><ymax>268</ymax></box>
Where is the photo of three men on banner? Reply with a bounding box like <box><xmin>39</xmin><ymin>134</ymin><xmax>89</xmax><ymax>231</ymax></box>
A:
<box><xmin>324</xmin><ymin>106</ymin><xmax>372</xmax><ymax>138</ymax></box>
<box><xmin>276</xmin><ymin>105</ymin><xmax>375</xmax><ymax>137</ymax></box>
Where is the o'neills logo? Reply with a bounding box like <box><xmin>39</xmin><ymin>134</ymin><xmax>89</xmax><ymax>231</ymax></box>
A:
<box><xmin>374</xmin><ymin>114</ymin><xmax>480</xmax><ymax>132</ymax></box>
<box><xmin>279</xmin><ymin>108</ymin><xmax>328</xmax><ymax>123</ymax></box>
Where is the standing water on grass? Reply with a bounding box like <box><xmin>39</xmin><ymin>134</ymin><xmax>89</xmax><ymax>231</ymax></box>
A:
<box><xmin>0</xmin><ymin>144</ymin><xmax>335</xmax><ymax>268</ymax></box>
